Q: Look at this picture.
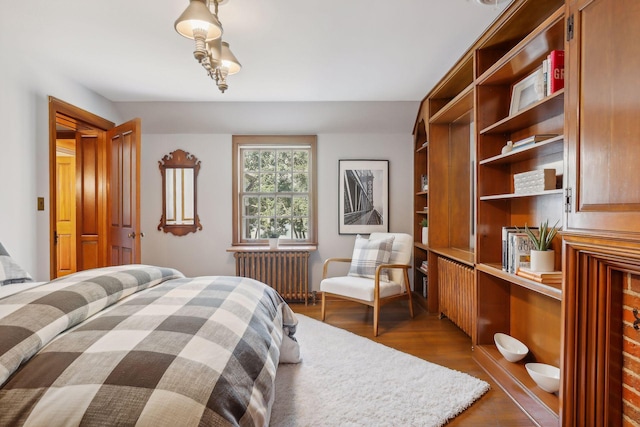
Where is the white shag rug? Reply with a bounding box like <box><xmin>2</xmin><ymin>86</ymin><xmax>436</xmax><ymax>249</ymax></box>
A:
<box><xmin>270</xmin><ymin>314</ymin><xmax>489</xmax><ymax>427</ymax></box>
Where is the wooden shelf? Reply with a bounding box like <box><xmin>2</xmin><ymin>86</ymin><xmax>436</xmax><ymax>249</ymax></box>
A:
<box><xmin>480</xmin><ymin>189</ymin><xmax>563</xmax><ymax>201</ymax></box>
<box><xmin>428</xmin><ymin>247</ymin><xmax>475</xmax><ymax>267</ymax></box>
<box><xmin>480</xmin><ymin>135</ymin><xmax>564</xmax><ymax>165</ymax></box>
<box><xmin>429</xmin><ymin>54</ymin><xmax>474</xmax><ymax>106</ymax></box>
<box><xmin>415</xmin><ymin>210</ymin><xmax>429</xmax><ymax>215</ymax></box>
<box><xmin>473</xmin><ymin>345</ymin><xmax>559</xmax><ymax>425</ymax></box>
<box><xmin>414</xmin><ymin>242</ymin><xmax>429</xmax><ymax>251</ymax></box>
<box><xmin>416</xmin><ymin>190</ymin><xmax>428</xmax><ymax>196</ymax></box>
<box><xmin>416</xmin><ymin>143</ymin><xmax>429</xmax><ymax>153</ymax></box>
<box><xmin>480</xmin><ymin>90</ymin><xmax>564</xmax><ymax>135</ymax></box>
<box><xmin>477</xmin><ymin>263</ymin><xmax>562</xmax><ymax>300</ymax></box>
<box><xmin>477</xmin><ymin>7</ymin><xmax>565</xmax><ymax>86</ymax></box>
<box><xmin>429</xmin><ymin>84</ymin><xmax>474</xmax><ymax>124</ymax></box>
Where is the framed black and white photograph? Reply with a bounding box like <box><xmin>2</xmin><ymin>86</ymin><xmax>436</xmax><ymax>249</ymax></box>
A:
<box><xmin>509</xmin><ymin>68</ymin><xmax>545</xmax><ymax>116</ymax></box>
<box><xmin>338</xmin><ymin>159</ymin><xmax>389</xmax><ymax>234</ymax></box>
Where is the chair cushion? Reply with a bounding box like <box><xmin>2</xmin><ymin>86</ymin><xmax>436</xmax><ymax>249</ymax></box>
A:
<box><xmin>369</xmin><ymin>232</ymin><xmax>413</xmax><ymax>286</ymax></box>
<box><xmin>347</xmin><ymin>235</ymin><xmax>395</xmax><ymax>282</ymax></box>
<box><xmin>320</xmin><ymin>275</ymin><xmax>403</xmax><ymax>302</ymax></box>
<box><xmin>0</xmin><ymin>242</ymin><xmax>33</xmax><ymax>286</ymax></box>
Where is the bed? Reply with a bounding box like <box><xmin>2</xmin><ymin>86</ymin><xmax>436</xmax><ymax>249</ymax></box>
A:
<box><xmin>0</xmin><ymin>264</ymin><xmax>300</xmax><ymax>426</ymax></box>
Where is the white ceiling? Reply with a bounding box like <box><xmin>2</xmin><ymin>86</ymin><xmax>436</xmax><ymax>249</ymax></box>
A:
<box><xmin>3</xmin><ymin>0</ymin><xmax>510</xmax><ymax>103</ymax></box>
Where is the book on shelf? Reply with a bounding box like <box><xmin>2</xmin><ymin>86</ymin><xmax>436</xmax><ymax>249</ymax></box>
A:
<box><xmin>501</xmin><ymin>227</ymin><xmax>518</xmax><ymax>271</ymax></box>
<box><xmin>420</xmin><ymin>174</ymin><xmax>429</xmax><ymax>191</ymax></box>
<box><xmin>548</xmin><ymin>50</ymin><xmax>564</xmax><ymax>95</ymax></box>
<box><xmin>512</xmin><ymin>134</ymin><xmax>558</xmax><ymax>149</ymax></box>
<box><xmin>517</xmin><ymin>267</ymin><xmax>562</xmax><ymax>284</ymax></box>
<box><xmin>542</xmin><ymin>56</ymin><xmax>549</xmax><ymax>97</ymax></box>
<box><xmin>502</xmin><ymin>226</ymin><xmax>538</xmax><ymax>272</ymax></box>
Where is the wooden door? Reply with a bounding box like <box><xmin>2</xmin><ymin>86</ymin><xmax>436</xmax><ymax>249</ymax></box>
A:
<box><xmin>107</xmin><ymin>119</ymin><xmax>141</xmax><ymax>265</ymax></box>
<box><xmin>55</xmin><ymin>151</ymin><xmax>76</xmax><ymax>277</ymax></box>
<box><xmin>76</xmin><ymin>131</ymin><xmax>106</xmax><ymax>272</ymax></box>
<box><xmin>565</xmin><ymin>0</ymin><xmax>640</xmax><ymax>235</ymax></box>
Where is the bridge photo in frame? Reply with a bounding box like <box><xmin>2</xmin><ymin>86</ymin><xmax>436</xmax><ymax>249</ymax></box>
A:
<box><xmin>338</xmin><ymin>159</ymin><xmax>389</xmax><ymax>235</ymax></box>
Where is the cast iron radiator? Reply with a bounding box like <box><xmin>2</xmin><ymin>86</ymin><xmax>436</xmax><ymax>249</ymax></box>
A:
<box><xmin>233</xmin><ymin>250</ymin><xmax>310</xmax><ymax>304</ymax></box>
<box><xmin>437</xmin><ymin>256</ymin><xmax>474</xmax><ymax>337</ymax></box>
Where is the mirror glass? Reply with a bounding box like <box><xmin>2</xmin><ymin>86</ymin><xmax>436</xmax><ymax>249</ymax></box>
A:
<box><xmin>158</xmin><ymin>149</ymin><xmax>202</xmax><ymax>235</ymax></box>
<box><xmin>165</xmin><ymin>168</ymin><xmax>195</xmax><ymax>225</ymax></box>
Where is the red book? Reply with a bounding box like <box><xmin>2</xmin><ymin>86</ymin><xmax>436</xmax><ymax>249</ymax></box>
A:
<box><xmin>549</xmin><ymin>50</ymin><xmax>564</xmax><ymax>94</ymax></box>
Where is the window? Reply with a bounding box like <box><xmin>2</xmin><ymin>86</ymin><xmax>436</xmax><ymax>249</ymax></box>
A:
<box><xmin>232</xmin><ymin>135</ymin><xmax>317</xmax><ymax>245</ymax></box>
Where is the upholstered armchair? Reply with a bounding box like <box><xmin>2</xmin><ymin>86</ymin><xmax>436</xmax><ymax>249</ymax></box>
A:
<box><xmin>320</xmin><ymin>232</ymin><xmax>414</xmax><ymax>336</ymax></box>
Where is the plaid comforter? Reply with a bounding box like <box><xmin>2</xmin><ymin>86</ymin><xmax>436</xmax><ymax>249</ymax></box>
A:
<box><xmin>0</xmin><ymin>265</ymin><xmax>299</xmax><ymax>426</ymax></box>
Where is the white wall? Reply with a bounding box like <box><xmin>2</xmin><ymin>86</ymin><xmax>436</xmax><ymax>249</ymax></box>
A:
<box><xmin>0</xmin><ymin>57</ymin><xmax>122</xmax><ymax>280</ymax></box>
<box><xmin>0</xmin><ymin>54</ymin><xmax>415</xmax><ymax>287</ymax></box>
<box><xmin>140</xmin><ymin>132</ymin><xmax>414</xmax><ymax>291</ymax></box>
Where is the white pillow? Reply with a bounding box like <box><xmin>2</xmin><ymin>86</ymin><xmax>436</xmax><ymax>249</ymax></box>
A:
<box><xmin>348</xmin><ymin>235</ymin><xmax>395</xmax><ymax>282</ymax></box>
<box><xmin>0</xmin><ymin>242</ymin><xmax>33</xmax><ymax>286</ymax></box>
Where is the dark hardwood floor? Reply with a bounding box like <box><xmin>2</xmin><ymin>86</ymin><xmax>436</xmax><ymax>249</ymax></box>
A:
<box><xmin>289</xmin><ymin>299</ymin><xmax>535</xmax><ymax>427</ymax></box>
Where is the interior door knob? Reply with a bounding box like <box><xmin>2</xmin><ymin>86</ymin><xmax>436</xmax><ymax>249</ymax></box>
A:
<box><xmin>140</xmin><ymin>232</ymin><xmax>145</xmax><ymax>238</ymax></box>
<box><xmin>128</xmin><ymin>232</ymin><xmax>136</xmax><ymax>238</ymax></box>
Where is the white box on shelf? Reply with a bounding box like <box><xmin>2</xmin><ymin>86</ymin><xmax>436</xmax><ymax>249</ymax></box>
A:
<box><xmin>514</xmin><ymin>169</ymin><xmax>556</xmax><ymax>194</ymax></box>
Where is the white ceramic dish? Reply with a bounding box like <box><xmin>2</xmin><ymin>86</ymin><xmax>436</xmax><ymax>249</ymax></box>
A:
<box><xmin>525</xmin><ymin>363</ymin><xmax>560</xmax><ymax>393</ymax></box>
<box><xmin>494</xmin><ymin>333</ymin><xmax>529</xmax><ymax>362</ymax></box>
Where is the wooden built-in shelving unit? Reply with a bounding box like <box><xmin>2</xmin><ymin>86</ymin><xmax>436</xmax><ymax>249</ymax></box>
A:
<box><xmin>412</xmin><ymin>0</ymin><xmax>567</xmax><ymax>424</ymax></box>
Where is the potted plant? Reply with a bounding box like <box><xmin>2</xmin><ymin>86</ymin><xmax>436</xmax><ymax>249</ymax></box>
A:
<box><xmin>521</xmin><ymin>219</ymin><xmax>560</xmax><ymax>272</ymax></box>
<box><xmin>267</xmin><ymin>230</ymin><xmax>280</xmax><ymax>249</ymax></box>
<box><xmin>420</xmin><ymin>218</ymin><xmax>428</xmax><ymax>245</ymax></box>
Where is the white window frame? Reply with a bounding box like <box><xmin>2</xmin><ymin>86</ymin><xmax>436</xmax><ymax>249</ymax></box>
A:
<box><xmin>232</xmin><ymin>135</ymin><xmax>317</xmax><ymax>246</ymax></box>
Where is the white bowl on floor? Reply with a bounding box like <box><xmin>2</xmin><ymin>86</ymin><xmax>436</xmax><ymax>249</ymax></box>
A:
<box><xmin>494</xmin><ymin>333</ymin><xmax>529</xmax><ymax>362</ymax></box>
<box><xmin>525</xmin><ymin>363</ymin><xmax>560</xmax><ymax>393</ymax></box>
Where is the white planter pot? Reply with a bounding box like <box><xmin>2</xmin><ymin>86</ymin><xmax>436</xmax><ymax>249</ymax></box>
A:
<box><xmin>530</xmin><ymin>250</ymin><xmax>555</xmax><ymax>272</ymax></box>
<box><xmin>422</xmin><ymin>227</ymin><xmax>428</xmax><ymax>245</ymax></box>
<box><xmin>269</xmin><ymin>237</ymin><xmax>279</xmax><ymax>249</ymax></box>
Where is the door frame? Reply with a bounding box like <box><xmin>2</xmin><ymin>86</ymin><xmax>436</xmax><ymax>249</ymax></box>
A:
<box><xmin>48</xmin><ymin>97</ymin><xmax>114</xmax><ymax>279</ymax></box>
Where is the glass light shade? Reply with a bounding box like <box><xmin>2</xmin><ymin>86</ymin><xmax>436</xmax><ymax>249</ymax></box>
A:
<box><xmin>221</xmin><ymin>41</ymin><xmax>241</xmax><ymax>75</ymax></box>
<box><xmin>175</xmin><ymin>0</ymin><xmax>223</xmax><ymax>41</ymax></box>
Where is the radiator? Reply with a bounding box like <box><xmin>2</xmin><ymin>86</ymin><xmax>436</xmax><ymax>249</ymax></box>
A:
<box><xmin>234</xmin><ymin>250</ymin><xmax>310</xmax><ymax>304</ymax></box>
<box><xmin>438</xmin><ymin>256</ymin><xmax>474</xmax><ymax>337</ymax></box>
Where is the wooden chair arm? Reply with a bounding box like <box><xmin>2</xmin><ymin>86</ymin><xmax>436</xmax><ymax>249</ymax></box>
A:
<box><xmin>374</xmin><ymin>264</ymin><xmax>411</xmax><ymax>298</ymax></box>
<box><xmin>374</xmin><ymin>263</ymin><xmax>410</xmax><ymax>282</ymax></box>
<box><xmin>322</xmin><ymin>257</ymin><xmax>353</xmax><ymax>279</ymax></box>
<box><xmin>377</xmin><ymin>263</ymin><xmax>411</xmax><ymax>272</ymax></box>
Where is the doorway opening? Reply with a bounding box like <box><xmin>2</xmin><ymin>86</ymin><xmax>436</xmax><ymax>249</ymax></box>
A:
<box><xmin>49</xmin><ymin>97</ymin><xmax>143</xmax><ymax>280</ymax></box>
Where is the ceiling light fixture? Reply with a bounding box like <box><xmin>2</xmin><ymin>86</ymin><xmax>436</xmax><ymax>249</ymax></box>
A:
<box><xmin>175</xmin><ymin>0</ymin><xmax>241</xmax><ymax>93</ymax></box>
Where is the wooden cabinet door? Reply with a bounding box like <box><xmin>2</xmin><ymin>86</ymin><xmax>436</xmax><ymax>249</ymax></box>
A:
<box><xmin>107</xmin><ymin>119</ymin><xmax>141</xmax><ymax>265</ymax></box>
<box><xmin>565</xmin><ymin>0</ymin><xmax>640</xmax><ymax>234</ymax></box>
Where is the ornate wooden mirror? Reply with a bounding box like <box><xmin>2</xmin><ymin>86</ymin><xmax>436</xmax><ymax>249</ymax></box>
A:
<box><xmin>158</xmin><ymin>149</ymin><xmax>203</xmax><ymax>236</ymax></box>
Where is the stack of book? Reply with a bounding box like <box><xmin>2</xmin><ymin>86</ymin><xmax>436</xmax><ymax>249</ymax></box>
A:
<box><xmin>502</xmin><ymin>227</ymin><xmax>538</xmax><ymax>274</ymax></box>
<box><xmin>420</xmin><ymin>260</ymin><xmax>428</xmax><ymax>272</ymax></box>
<box><xmin>511</xmin><ymin>134</ymin><xmax>558</xmax><ymax>150</ymax></box>
<box><xmin>420</xmin><ymin>261</ymin><xmax>429</xmax><ymax>298</ymax></box>
<box><xmin>516</xmin><ymin>267</ymin><xmax>562</xmax><ymax>285</ymax></box>
<box><xmin>542</xmin><ymin>50</ymin><xmax>565</xmax><ymax>96</ymax></box>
